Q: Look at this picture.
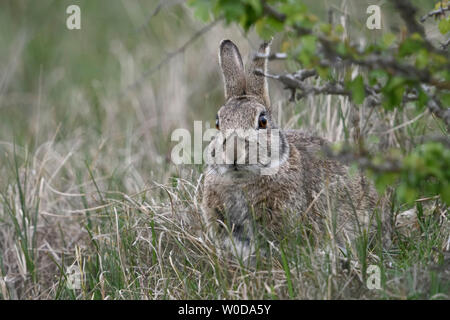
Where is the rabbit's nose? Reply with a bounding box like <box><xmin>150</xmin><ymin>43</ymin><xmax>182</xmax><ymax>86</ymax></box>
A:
<box><xmin>223</xmin><ymin>135</ymin><xmax>237</xmax><ymax>165</ymax></box>
<box><xmin>223</xmin><ymin>134</ymin><xmax>245</xmax><ymax>165</ymax></box>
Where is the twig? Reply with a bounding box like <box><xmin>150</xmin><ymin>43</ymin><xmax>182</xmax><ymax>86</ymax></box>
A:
<box><xmin>263</xmin><ymin>1</ymin><xmax>449</xmax><ymax>86</ymax></box>
<box><xmin>322</xmin><ymin>145</ymin><xmax>402</xmax><ymax>174</ymax></box>
<box><xmin>254</xmin><ymin>52</ymin><xmax>288</xmax><ymax>60</ymax></box>
<box><xmin>426</xmin><ymin>96</ymin><xmax>450</xmax><ymax>130</ymax></box>
<box><xmin>420</xmin><ymin>5</ymin><xmax>450</xmax><ymax>23</ymax></box>
<box><xmin>379</xmin><ymin>111</ymin><xmax>427</xmax><ymax>135</ymax></box>
<box><xmin>388</xmin><ymin>0</ymin><xmax>448</xmax><ymax>56</ymax></box>
<box><xmin>321</xmin><ymin>52</ymin><xmax>450</xmax><ymax>91</ymax></box>
<box><xmin>389</xmin><ymin>0</ymin><xmax>425</xmax><ymax>37</ymax></box>
<box><xmin>255</xmin><ymin>68</ymin><xmax>322</xmax><ymax>101</ymax></box>
<box><xmin>137</xmin><ymin>0</ymin><xmax>185</xmax><ymax>32</ymax></box>
<box><xmin>413</xmin><ymin>135</ymin><xmax>450</xmax><ymax>147</ymax></box>
<box><xmin>257</xmin><ymin>68</ymin><xmax>450</xmax><ymax>129</ymax></box>
<box><xmin>259</xmin><ymin>1</ymin><xmax>450</xmax><ymax>129</ymax></box>
<box><xmin>323</xmin><ymin>134</ymin><xmax>450</xmax><ymax>174</ymax></box>
<box><xmin>262</xmin><ymin>2</ymin><xmax>286</xmax><ymax>22</ymax></box>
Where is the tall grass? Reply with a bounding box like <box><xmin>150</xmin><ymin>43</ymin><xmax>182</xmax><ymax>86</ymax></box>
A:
<box><xmin>0</xmin><ymin>0</ymin><xmax>448</xmax><ymax>299</ymax></box>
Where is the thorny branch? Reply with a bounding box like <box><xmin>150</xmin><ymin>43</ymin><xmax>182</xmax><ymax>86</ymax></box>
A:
<box><xmin>442</xmin><ymin>38</ymin><xmax>450</xmax><ymax>50</ymax></box>
<box><xmin>263</xmin><ymin>1</ymin><xmax>450</xmax><ymax>86</ymax></box>
<box><xmin>420</xmin><ymin>4</ymin><xmax>450</xmax><ymax>23</ymax></box>
<box><xmin>257</xmin><ymin>66</ymin><xmax>450</xmax><ymax>130</ymax></box>
<box><xmin>389</xmin><ymin>0</ymin><xmax>448</xmax><ymax>56</ymax></box>
<box><xmin>255</xmin><ymin>52</ymin><xmax>288</xmax><ymax>60</ymax></box>
<box><xmin>322</xmin><ymin>132</ymin><xmax>450</xmax><ymax>174</ymax></box>
<box><xmin>255</xmin><ymin>68</ymin><xmax>346</xmax><ymax>100</ymax></box>
<box><xmin>322</xmin><ymin>145</ymin><xmax>403</xmax><ymax>174</ymax></box>
<box><xmin>390</xmin><ymin>0</ymin><xmax>426</xmax><ymax>37</ymax></box>
<box><xmin>258</xmin><ymin>1</ymin><xmax>450</xmax><ymax>130</ymax></box>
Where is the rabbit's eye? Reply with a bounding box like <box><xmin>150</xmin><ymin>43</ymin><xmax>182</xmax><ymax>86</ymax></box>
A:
<box><xmin>215</xmin><ymin>115</ymin><xmax>220</xmax><ymax>130</ymax></box>
<box><xmin>258</xmin><ymin>113</ymin><xmax>268</xmax><ymax>129</ymax></box>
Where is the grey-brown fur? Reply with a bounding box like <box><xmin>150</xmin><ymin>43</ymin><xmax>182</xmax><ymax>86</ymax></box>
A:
<box><xmin>202</xmin><ymin>40</ymin><xmax>392</xmax><ymax>258</ymax></box>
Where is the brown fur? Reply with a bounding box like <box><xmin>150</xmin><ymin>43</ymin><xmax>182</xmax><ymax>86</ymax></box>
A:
<box><xmin>202</xmin><ymin>40</ymin><xmax>391</xmax><ymax>256</ymax></box>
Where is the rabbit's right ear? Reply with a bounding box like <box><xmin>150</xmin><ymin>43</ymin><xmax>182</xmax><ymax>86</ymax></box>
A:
<box><xmin>219</xmin><ymin>40</ymin><xmax>246</xmax><ymax>100</ymax></box>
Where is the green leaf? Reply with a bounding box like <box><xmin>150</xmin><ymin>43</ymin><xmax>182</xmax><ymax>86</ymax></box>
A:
<box><xmin>442</xmin><ymin>184</ymin><xmax>450</xmax><ymax>205</ymax></box>
<box><xmin>381</xmin><ymin>76</ymin><xmax>406</xmax><ymax>110</ymax></box>
<box><xmin>319</xmin><ymin>23</ymin><xmax>332</xmax><ymax>35</ymax></box>
<box><xmin>301</xmin><ymin>34</ymin><xmax>317</xmax><ymax>52</ymax></box>
<box><xmin>255</xmin><ymin>17</ymin><xmax>284</xmax><ymax>40</ymax></box>
<box><xmin>279</xmin><ymin>2</ymin><xmax>307</xmax><ymax>26</ymax></box>
<box><xmin>297</xmin><ymin>35</ymin><xmax>317</xmax><ymax>66</ymax></box>
<box><xmin>381</xmin><ymin>33</ymin><xmax>397</xmax><ymax>48</ymax></box>
<box><xmin>397</xmin><ymin>184</ymin><xmax>417</xmax><ymax>204</ymax></box>
<box><xmin>399</xmin><ymin>142</ymin><xmax>450</xmax><ymax>205</ymax></box>
<box><xmin>438</xmin><ymin>17</ymin><xmax>450</xmax><ymax>35</ymax></box>
<box><xmin>245</xmin><ymin>0</ymin><xmax>262</xmax><ymax>15</ymax></box>
<box><xmin>416</xmin><ymin>87</ymin><xmax>429</xmax><ymax>109</ymax></box>
<box><xmin>398</xmin><ymin>35</ymin><xmax>425</xmax><ymax>57</ymax></box>
<box><xmin>335</xmin><ymin>24</ymin><xmax>344</xmax><ymax>34</ymax></box>
<box><xmin>441</xmin><ymin>92</ymin><xmax>450</xmax><ymax>106</ymax></box>
<box><xmin>368</xmin><ymin>69</ymin><xmax>387</xmax><ymax>86</ymax></box>
<box><xmin>217</xmin><ymin>0</ymin><xmax>245</xmax><ymax>24</ymax></box>
<box><xmin>348</xmin><ymin>75</ymin><xmax>366</xmax><ymax>104</ymax></box>
<box><xmin>188</xmin><ymin>0</ymin><xmax>213</xmax><ymax>22</ymax></box>
<box><xmin>375</xmin><ymin>172</ymin><xmax>398</xmax><ymax>194</ymax></box>
<box><xmin>415</xmin><ymin>49</ymin><xmax>429</xmax><ymax>69</ymax></box>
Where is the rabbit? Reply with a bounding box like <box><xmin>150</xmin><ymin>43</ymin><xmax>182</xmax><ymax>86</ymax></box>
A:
<box><xmin>201</xmin><ymin>39</ymin><xmax>392</xmax><ymax>259</ymax></box>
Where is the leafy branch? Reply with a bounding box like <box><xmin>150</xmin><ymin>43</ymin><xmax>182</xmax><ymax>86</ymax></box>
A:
<box><xmin>188</xmin><ymin>0</ymin><xmax>450</xmax><ymax>204</ymax></box>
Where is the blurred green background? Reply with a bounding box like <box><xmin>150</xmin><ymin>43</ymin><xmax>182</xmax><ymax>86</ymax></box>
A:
<box><xmin>0</xmin><ymin>0</ymin><xmax>435</xmax><ymax>140</ymax></box>
<box><xmin>0</xmin><ymin>0</ymin><xmax>441</xmax><ymax>191</ymax></box>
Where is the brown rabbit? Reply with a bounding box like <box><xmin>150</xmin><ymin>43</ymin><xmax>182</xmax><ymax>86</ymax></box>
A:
<box><xmin>202</xmin><ymin>39</ymin><xmax>391</xmax><ymax>259</ymax></box>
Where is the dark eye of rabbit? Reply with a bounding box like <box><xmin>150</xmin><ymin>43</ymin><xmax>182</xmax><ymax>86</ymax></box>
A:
<box><xmin>215</xmin><ymin>115</ymin><xmax>220</xmax><ymax>130</ymax></box>
<box><xmin>258</xmin><ymin>112</ymin><xmax>267</xmax><ymax>129</ymax></box>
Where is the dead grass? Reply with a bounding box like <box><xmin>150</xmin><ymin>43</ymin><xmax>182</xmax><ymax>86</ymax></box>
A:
<box><xmin>0</xmin><ymin>0</ymin><xmax>448</xmax><ymax>300</ymax></box>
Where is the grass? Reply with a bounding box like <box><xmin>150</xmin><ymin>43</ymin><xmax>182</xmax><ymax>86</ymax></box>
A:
<box><xmin>0</xmin><ymin>139</ymin><xmax>448</xmax><ymax>299</ymax></box>
<box><xmin>0</xmin><ymin>0</ymin><xmax>449</xmax><ymax>300</ymax></box>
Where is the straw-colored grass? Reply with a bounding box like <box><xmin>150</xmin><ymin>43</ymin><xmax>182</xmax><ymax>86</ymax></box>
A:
<box><xmin>0</xmin><ymin>0</ymin><xmax>448</xmax><ymax>299</ymax></box>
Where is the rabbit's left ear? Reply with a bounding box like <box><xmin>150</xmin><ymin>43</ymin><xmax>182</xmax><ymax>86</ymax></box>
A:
<box><xmin>219</xmin><ymin>40</ymin><xmax>246</xmax><ymax>100</ymax></box>
<box><xmin>246</xmin><ymin>40</ymin><xmax>271</xmax><ymax>109</ymax></box>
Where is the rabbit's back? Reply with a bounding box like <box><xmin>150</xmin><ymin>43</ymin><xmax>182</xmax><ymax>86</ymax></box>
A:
<box><xmin>284</xmin><ymin>130</ymin><xmax>385</xmax><ymax>241</ymax></box>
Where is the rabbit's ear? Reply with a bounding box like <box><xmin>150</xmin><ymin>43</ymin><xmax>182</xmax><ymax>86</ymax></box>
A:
<box><xmin>219</xmin><ymin>40</ymin><xmax>246</xmax><ymax>100</ymax></box>
<box><xmin>246</xmin><ymin>40</ymin><xmax>271</xmax><ymax>108</ymax></box>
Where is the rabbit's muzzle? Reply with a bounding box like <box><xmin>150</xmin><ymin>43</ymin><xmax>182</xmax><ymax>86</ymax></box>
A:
<box><xmin>208</xmin><ymin>129</ymin><xmax>285</xmax><ymax>176</ymax></box>
<box><xmin>223</xmin><ymin>134</ymin><xmax>248</xmax><ymax>166</ymax></box>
